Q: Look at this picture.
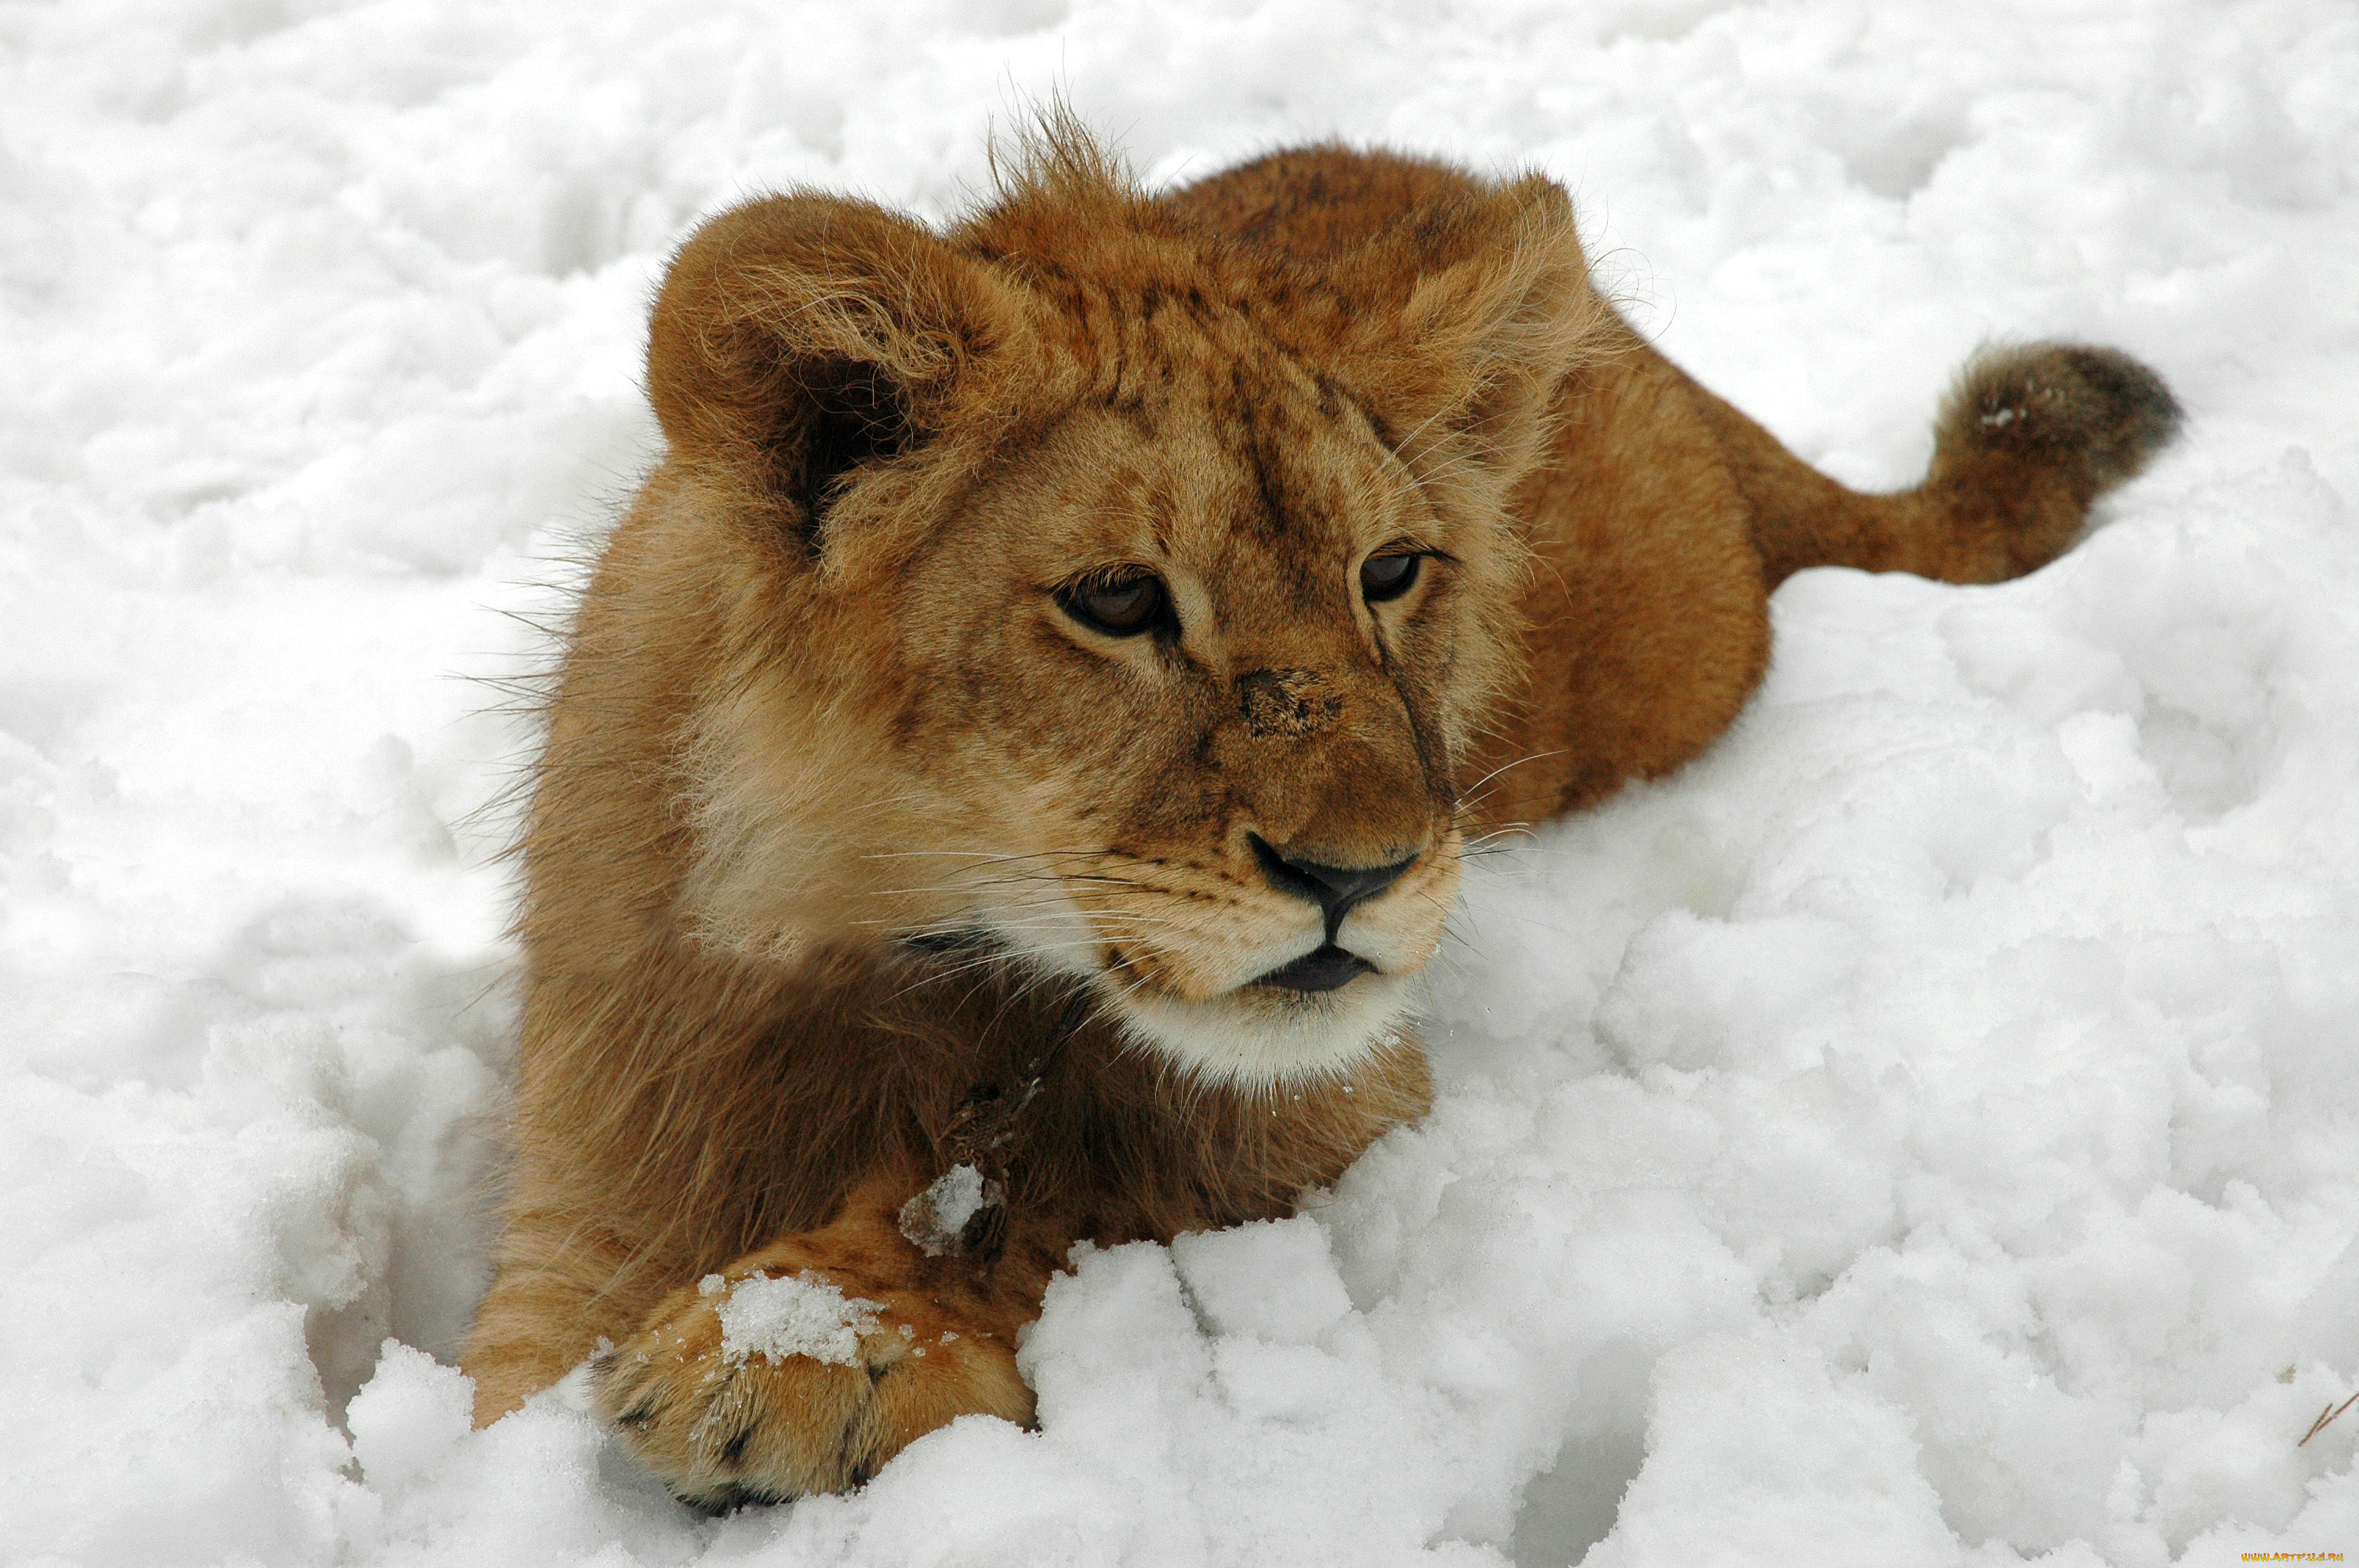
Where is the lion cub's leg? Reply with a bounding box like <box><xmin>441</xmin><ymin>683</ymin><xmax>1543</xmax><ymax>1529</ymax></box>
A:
<box><xmin>592</xmin><ymin>1167</ymin><xmax>1052</xmax><ymax>1510</ymax></box>
<box><xmin>465</xmin><ymin>1208</ymin><xmax>659</xmax><ymax>1425</ymax></box>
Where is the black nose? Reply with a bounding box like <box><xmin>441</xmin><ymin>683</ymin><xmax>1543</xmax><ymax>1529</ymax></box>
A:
<box><xmin>1249</xmin><ymin>833</ymin><xmax>1418</xmax><ymax>932</ymax></box>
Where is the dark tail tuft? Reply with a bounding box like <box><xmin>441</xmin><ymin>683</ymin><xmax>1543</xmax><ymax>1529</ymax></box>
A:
<box><xmin>1935</xmin><ymin>343</ymin><xmax>2183</xmax><ymax>503</ymax></box>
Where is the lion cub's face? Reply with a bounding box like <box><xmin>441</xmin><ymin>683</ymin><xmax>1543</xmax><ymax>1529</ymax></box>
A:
<box><xmin>889</xmin><ymin>352</ymin><xmax>1487</xmax><ymax>1081</ymax></box>
<box><xmin>650</xmin><ymin>158</ymin><xmax>1598</xmax><ymax>1083</ymax></box>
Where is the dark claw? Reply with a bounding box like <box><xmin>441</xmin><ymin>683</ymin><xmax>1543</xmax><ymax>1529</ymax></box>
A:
<box><xmin>717</xmin><ymin>1423</ymin><xmax>756</xmax><ymax>1466</ymax></box>
<box><xmin>683</xmin><ymin>1479</ymin><xmax>792</xmax><ymax>1516</ymax></box>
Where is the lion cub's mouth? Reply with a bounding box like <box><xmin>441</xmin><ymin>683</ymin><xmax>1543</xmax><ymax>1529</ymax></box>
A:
<box><xmin>1248</xmin><ymin>943</ymin><xmax>1376</xmax><ymax>993</ymax></box>
<box><xmin>1071</xmin><ymin>933</ymin><xmax>1424</xmax><ymax>1082</ymax></box>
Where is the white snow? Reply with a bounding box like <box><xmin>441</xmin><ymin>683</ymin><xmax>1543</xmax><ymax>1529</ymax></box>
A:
<box><xmin>4</xmin><ymin>2</ymin><xmax>2357</xmax><ymax>1565</ymax></box>
<box><xmin>710</xmin><ymin>1272</ymin><xmax>884</xmax><ymax>1370</ymax></box>
<box><xmin>901</xmin><ymin>1161</ymin><xmax>998</xmax><ymax>1258</ymax></box>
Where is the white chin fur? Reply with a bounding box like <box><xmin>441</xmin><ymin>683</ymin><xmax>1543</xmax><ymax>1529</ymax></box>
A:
<box><xmin>970</xmin><ymin>885</ymin><xmax>1422</xmax><ymax>1084</ymax></box>
<box><xmin>1104</xmin><ymin>969</ymin><xmax>1420</xmax><ymax>1086</ymax></box>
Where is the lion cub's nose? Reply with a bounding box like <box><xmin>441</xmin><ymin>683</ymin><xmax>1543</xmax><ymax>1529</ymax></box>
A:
<box><xmin>1248</xmin><ymin>833</ymin><xmax>1418</xmax><ymax>928</ymax></box>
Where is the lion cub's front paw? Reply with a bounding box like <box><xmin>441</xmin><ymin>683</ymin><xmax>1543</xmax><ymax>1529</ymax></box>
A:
<box><xmin>594</xmin><ymin>1250</ymin><xmax>1031</xmax><ymax>1511</ymax></box>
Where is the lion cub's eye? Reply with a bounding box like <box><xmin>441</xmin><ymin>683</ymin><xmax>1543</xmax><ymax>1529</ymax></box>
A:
<box><xmin>1058</xmin><ymin>572</ymin><xmax>1171</xmax><ymax>637</ymax></box>
<box><xmin>1361</xmin><ymin>552</ymin><xmax>1423</xmax><ymax>604</ymax></box>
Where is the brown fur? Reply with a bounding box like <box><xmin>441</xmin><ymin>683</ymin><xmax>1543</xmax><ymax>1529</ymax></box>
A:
<box><xmin>462</xmin><ymin>125</ymin><xmax>2179</xmax><ymax>1508</ymax></box>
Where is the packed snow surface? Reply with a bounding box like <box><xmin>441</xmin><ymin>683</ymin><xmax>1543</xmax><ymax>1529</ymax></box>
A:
<box><xmin>709</xmin><ymin>1273</ymin><xmax>884</xmax><ymax>1370</ymax></box>
<box><xmin>5</xmin><ymin>1</ymin><xmax>2357</xmax><ymax>1564</ymax></box>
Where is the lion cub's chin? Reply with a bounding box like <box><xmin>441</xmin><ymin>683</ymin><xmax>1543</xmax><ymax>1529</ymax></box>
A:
<box><xmin>1107</xmin><ymin>969</ymin><xmax>1422</xmax><ymax>1087</ymax></box>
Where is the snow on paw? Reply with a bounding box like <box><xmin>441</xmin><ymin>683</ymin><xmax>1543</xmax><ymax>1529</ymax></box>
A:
<box><xmin>593</xmin><ymin>1254</ymin><xmax>1032</xmax><ymax>1511</ymax></box>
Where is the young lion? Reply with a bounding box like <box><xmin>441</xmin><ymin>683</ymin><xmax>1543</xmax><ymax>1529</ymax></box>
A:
<box><xmin>463</xmin><ymin>129</ymin><xmax>2178</xmax><ymax>1508</ymax></box>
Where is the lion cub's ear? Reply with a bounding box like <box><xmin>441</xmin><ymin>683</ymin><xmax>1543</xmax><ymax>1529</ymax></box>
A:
<box><xmin>646</xmin><ymin>195</ymin><xmax>1030</xmax><ymax>554</ymax></box>
<box><xmin>1337</xmin><ymin>174</ymin><xmax>1608</xmax><ymax>488</ymax></box>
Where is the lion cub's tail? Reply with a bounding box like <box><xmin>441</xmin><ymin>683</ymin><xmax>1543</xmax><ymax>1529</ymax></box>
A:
<box><xmin>1688</xmin><ymin>342</ymin><xmax>2183</xmax><ymax>590</ymax></box>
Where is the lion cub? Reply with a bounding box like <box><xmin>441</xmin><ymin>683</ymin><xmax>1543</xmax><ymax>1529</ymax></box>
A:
<box><xmin>463</xmin><ymin>128</ymin><xmax>2178</xmax><ymax>1508</ymax></box>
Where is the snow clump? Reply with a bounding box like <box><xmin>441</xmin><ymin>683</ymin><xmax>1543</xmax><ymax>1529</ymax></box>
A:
<box><xmin>707</xmin><ymin>1272</ymin><xmax>884</xmax><ymax>1369</ymax></box>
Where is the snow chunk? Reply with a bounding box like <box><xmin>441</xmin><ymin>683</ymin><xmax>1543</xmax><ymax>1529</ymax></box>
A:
<box><xmin>1172</xmin><ymin>1215</ymin><xmax>1354</xmax><ymax>1345</ymax></box>
<box><xmin>346</xmin><ymin>1341</ymin><xmax>473</xmax><ymax>1495</ymax></box>
<box><xmin>711</xmin><ymin>1272</ymin><xmax>883</xmax><ymax>1367</ymax></box>
<box><xmin>899</xmin><ymin>1161</ymin><xmax>1001</xmax><ymax>1257</ymax></box>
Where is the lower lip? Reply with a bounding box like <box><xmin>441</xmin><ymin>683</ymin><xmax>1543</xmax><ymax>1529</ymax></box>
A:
<box><xmin>1250</xmin><ymin>943</ymin><xmax>1377</xmax><ymax>993</ymax></box>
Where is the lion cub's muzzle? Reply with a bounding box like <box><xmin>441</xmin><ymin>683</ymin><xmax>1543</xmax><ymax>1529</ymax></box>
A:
<box><xmin>1244</xmin><ymin>833</ymin><xmax>1417</xmax><ymax>993</ymax></box>
<box><xmin>1066</xmin><ymin>824</ymin><xmax>1457</xmax><ymax>1081</ymax></box>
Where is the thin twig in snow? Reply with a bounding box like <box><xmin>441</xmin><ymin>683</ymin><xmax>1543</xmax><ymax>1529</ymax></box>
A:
<box><xmin>2298</xmin><ymin>1392</ymin><xmax>2357</xmax><ymax>1446</ymax></box>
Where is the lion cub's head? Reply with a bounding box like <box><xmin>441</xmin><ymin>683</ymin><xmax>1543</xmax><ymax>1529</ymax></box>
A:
<box><xmin>630</xmin><ymin>137</ymin><xmax>1604</xmax><ymax>1083</ymax></box>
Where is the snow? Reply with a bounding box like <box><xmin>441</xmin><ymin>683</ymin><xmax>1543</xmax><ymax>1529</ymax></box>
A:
<box><xmin>901</xmin><ymin>1161</ymin><xmax>998</xmax><ymax>1258</ymax></box>
<box><xmin>3</xmin><ymin>0</ymin><xmax>2356</xmax><ymax>1564</ymax></box>
<box><xmin>709</xmin><ymin>1272</ymin><xmax>885</xmax><ymax>1370</ymax></box>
